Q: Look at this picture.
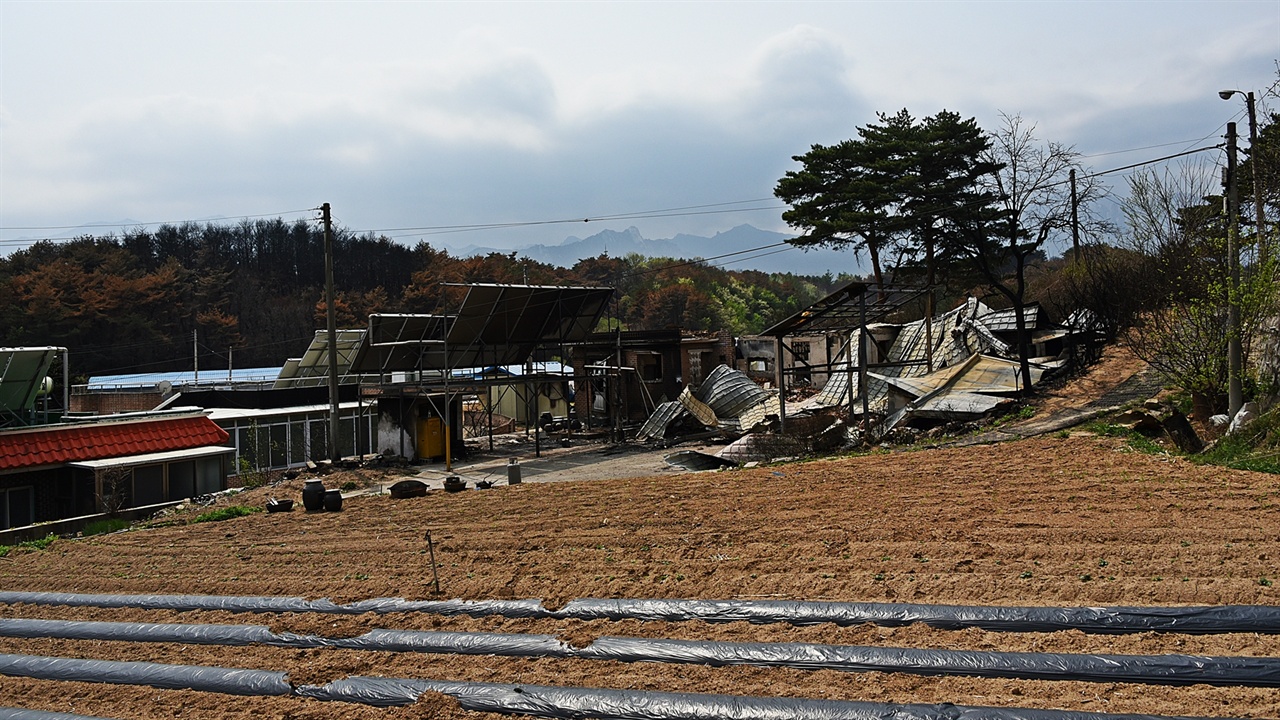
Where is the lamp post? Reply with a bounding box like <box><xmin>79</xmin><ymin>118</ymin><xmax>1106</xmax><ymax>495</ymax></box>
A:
<box><xmin>1223</xmin><ymin>122</ymin><xmax>1243</xmax><ymax>419</ymax></box>
<box><xmin>1220</xmin><ymin>90</ymin><xmax>1266</xmax><ymax>264</ymax></box>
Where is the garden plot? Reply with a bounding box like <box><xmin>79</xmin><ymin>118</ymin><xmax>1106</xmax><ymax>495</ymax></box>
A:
<box><xmin>1</xmin><ymin>434</ymin><xmax>1279</xmax><ymax>718</ymax></box>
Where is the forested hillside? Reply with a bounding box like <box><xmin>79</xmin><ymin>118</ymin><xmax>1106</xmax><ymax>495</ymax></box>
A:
<box><xmin>0</xmin><ymin>220</ymin><xmax>845</xmax><ymax>378</ymax></box>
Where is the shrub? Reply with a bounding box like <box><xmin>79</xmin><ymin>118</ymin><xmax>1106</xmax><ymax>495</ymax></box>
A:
<box><xmin>193</xmin><ymin>506</ymin><xmax>260</xmax><ymax>523</ymax></box>
<box><xmin>14</xmin><ymin>534</ymin><xmax>57</xmax><ymax>551</ymax></box>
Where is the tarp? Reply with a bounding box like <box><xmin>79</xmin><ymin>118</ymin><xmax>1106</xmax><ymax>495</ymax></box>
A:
<box><xmin>4</xmin><ymin>618</ymin><xmax>1277</xmax><ymax>688</ymax></box>
<box><xmin>0</xmin><ymin>654</ymin><xmax>292</xmax><ymax>696</ymax></box>
<box><xmin>557</xmin><ymin>597</ymin><xmax>1280</xmax><ymax>635</ymax></box>
<box><xmin>4</xmin><ymin>592</ymin><xmax>1280</xmax><ymax>635</ymax></box>
<box><xmin>0</xmin><ymin>711</ymin><xmax>118</xmax><ymax>720</ymax></box>
<box><xmin>298</xmin><ymin>677</ymin><xmax>1225</xmax><ymax>719</ymax></box>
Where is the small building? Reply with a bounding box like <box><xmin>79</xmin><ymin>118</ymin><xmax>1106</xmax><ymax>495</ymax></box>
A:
<box><xmin>570</xmin><ymin>329</ymin><xmax>734</xmax><ymax>425</ymax></box>
<box><xmin>738</xmin><ymin>333</ymin><xmax>832</xmax><ymax>388</ymax></box>
<box><xmin>478</xmin><ymin>362</ymin><xmax>573</xmax><ymax>426</ymax></box>
<box><xmin>0</xmin><ymin>412</ymin><xmax>233</xmax><ymax>531</ymax></box>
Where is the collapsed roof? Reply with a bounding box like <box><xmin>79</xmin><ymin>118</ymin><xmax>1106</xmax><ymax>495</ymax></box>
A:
<box><xmin>797</xmin><ymin>298</ymin><xmax>1066</xmax><ymax>418</ymax></box>
<box><xmin>637</xmin><ymin>365</ymin><xmax>780</xmax><ymax>441</ymax></box>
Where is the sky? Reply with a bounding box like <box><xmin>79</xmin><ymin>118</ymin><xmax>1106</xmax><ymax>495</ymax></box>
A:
<box><xmin>1</xmin><ymin>1</ymin><xmax>1277</xmax><ymax>271</ymax></box>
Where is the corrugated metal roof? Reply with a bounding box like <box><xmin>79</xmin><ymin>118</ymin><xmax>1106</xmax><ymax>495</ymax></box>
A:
<box><xmin>636</xmin><ymin>400</ymin><xmax>685</xmax><ymax>441</ymax></box>
<box><xmin>694</xmin><ymin>365</ymin><xmax>769</xmax><ymax>418</ymax></box>
<box><xmin>880</xmin><ymin>354</ymin><xmax>1046</xmax><ymax>399</ymax></box>
<box><xmin>0</xmin><ymin>415</ymin><xmax>230</xmax><ymax>470</ymax></box>
<box><xmin>88</xmin><ymin>367</ymin><xmax>283</xmax><ymax>390</ymax></box>
<box><xmin>975</xmin><ymin>304</ymin><xmax>1044</xmax><ymax>333</ymax></box>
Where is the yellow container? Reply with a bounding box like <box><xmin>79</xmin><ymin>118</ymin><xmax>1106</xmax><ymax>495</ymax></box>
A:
<box><xmin>416</xmin><ymin>416</ymin><xmax>445</xmax><ymax>460</ymax></box>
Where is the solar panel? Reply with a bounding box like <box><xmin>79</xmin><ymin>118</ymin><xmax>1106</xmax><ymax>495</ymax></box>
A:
<box><xmin>352</xmin><ymin>285</ymin><xmax>613</xmax><ymax>373</ymax></box>
<box><xmin>272</xmin><ymin>329</ymin><xmax>367</xmax><ymax>389</ymax></box>
<box><xmin>0</xmin><ymin>347</ymin><xmax>60</xmax><ymax>420</ymax></box>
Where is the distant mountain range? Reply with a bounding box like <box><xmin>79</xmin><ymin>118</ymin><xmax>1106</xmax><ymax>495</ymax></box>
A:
<box><xmin>447</xmin><ymin>224</ymin><xmax>862</xmax><ymax>277</ymax></box>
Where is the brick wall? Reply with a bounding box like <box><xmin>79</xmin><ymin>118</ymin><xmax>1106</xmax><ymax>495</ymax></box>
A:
<box><xmin>70</xmin><ymin>391</ymin><xmax>164</xmax><ymax>415</ymax></box>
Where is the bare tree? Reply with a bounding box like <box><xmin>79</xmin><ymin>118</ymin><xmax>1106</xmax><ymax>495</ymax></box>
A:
<box><xmin>95</xmin><ymin>467</ymin><xmax>131</xmax><ymax>516</ymax></box>
<box><xmin>951</xmin><ymin>113</ymin><xmax>1108</xmax><ymax>391</ymax></box>
<box><xmin>1119</xmin><ymin>163</ymin><xmax>1276</xmax><ymax>414</ymax></box>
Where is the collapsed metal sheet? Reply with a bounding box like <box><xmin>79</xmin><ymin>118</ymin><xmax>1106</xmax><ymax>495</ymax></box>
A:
<box><xmin>678</xmin><ymin>387</ymin><xmax>718</xmax><ymax>427</ymax></box>
<box><xmin>664</xmin><ymin>450</ymin><xmax>737</xmax><ymax>471</ymax></box>
<box><xmin>734</xmin><ymin>394</ymin><xmax>780</xmax><ymax>432</ymax></box>
<box><xmin>695</xmin><ymin>365</ymin><xmax>770</xmax><ymax>419</ymax></box>
<box><xmin>635</xmin><ymin>400</ymin><xmax>686</xmax><ymax>441</ymax></box>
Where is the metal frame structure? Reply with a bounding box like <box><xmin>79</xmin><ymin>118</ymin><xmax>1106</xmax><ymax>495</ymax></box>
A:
<box><xmin>350</xmin><ymin>284</ymin><xmax>614</xmax><ymax>468</ymax></box>
<box><xmin>758</xmin><ymin>280</ymin><xmax>929</xmax><ymax>429</ymax></box>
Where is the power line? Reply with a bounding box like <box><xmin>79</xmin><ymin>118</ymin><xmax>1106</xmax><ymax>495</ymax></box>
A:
<box><xmin>0</xmin><ymin>208</ymin><xmax>319</xmax><ymax>233</ymax></box>
<box><xmin>1086</xmin><ymin>144</ymin><xmax>1224</xmax><ymax>178</ymax></box>
<box><xmin>370</xmin><ymin>203</ymin><xmax>786</xmax><ymax>240</ymax></box>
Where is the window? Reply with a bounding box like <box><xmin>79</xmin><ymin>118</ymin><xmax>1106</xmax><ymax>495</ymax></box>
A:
<box><xmin>640</xmin><ymin>355</ymin><xmax>663</xmax><ymax>381</ymax></box>
<box><xmin>1</xmin><ymin>486</ymin><xmax>33</xmax><ymax>529</ymax></box>
<box><xmin>169</xmin><ymin>461</ymin><xmax>196</xmax><ymax>500</ymax></box>
<box><xmin>133</xmin><ymin>465</ymin><xmax>164</xmax><ymax>506</ymax></box>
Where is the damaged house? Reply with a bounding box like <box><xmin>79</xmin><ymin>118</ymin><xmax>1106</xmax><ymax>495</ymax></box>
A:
<box><xmin>642</xmin><ymin>281</ymin><xmax>1090</xmax><ymax>459</ymax></box>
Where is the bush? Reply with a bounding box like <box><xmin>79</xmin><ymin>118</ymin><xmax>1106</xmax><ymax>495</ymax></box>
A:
<box><xmin>21</xmin><ymin>534</ymin><xmax>57</xmax><ymax>550</ymax></box>
<box><xmin>193</xmin><ymin>506</ymin><xmax>261</xmax><ymax>523</ymax></box>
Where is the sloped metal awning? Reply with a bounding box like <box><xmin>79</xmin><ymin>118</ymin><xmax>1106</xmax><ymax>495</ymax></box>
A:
<box><xmin>879</xmin><ymin>354</ymin><xmax>1047</xmax><ymax>398</ymax></box>
<box><xmin>759</xmin><ymin>281</ymin><xmax>926</xmax><ymax>337</ymax></box>
<box><xmin>351</xmin><ymin>284</ymin><xmax>614</xmax><ymax>373</ymax></box>
<box><xmin>68</xmin><ymin>445</ymin><xmax>235</xmax><ymax>470</ymax></box>
<box><xmin>351</xmin><ymin>314</ymin><xmax>452</xmax><ymax>374</ymax></box>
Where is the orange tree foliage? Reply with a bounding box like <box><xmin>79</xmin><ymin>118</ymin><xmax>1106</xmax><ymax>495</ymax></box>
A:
<box><xmin>1</xmin><ymin>224</ymin><xmax>841</xmax><ymax>377</ymax></box>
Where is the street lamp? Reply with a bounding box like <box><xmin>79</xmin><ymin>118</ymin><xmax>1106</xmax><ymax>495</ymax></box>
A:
<box><xmin>1220</xmin><ymin>90</ymin><xmax>1266</xmax><ymax>262</ymax></box>
<box><xmin>1219</xmin><ymin>90</ymin><xmax>1265</xmax><ymax>421</ymax></box>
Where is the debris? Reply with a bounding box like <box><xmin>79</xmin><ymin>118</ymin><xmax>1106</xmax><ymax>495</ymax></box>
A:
<box><xmin>664</xmin><ymin>450</ymin><xmax>737</xmax><ymax>472</ymax></box>
<box><xmin>1113</xmin><ymin>409</ymin><xmax>1163</xmax><ymax>433</ymax></box>
<box><xmin>1229</xmin><ymin>402</ymin><xmax>1259</xmax><ymax>435</ymax></box>
<box><xmin>1160</xmin><ymin>410</ymin><xmax>1203</xmax><ymax>454</ymax></box>
<box><xmin>389</xmin><ymin>480</ymin><xmax>428</xmax><ymax>499</ymax></box>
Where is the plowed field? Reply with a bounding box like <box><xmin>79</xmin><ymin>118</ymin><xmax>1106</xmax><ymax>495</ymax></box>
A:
<box><xmin>2</xmin><ymin>429</ymin><xmax>1279</xmax><ymax>718</ymax></box>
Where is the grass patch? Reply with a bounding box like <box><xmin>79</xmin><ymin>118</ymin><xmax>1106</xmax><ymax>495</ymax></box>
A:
<box><xmin>1090</xmin><ymin>408</ymin><xmax>1280</xmax><ymax>475</ymax></box>
<box><xmin>1196</xmin><ymin>409</ymin><xmax>1280</xmax><ymax>474</ymax></box>
<box><xmin>1087</xmin><ymin>422</ymin><xmax>1166</xmax><ymax>455</ymax></box>
<box><xmin>193</xmin><ymin>506</ymin><xmax>261</xmax><ymax>524</ymax></box>
<box><xmin>83</xmin><ymin>518</ymin><xmax>132</xmax><ymax>536</ymax></box>
<box><xmin>0</xmin><ymin>533</ymin><xmax>59</xmax><ymax>557</ymax></box>
<box><xmin>19</xmin><ymin>533</ymin><xmax>57</xmax><ymax>551</ymax></box>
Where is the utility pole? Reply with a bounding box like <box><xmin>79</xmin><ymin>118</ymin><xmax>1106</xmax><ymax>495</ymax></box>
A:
<box><xmin>192</xmin><ymin>330</ymin><xmax>198</xmax><ymax>384</ymax></box>
<box><xmin>322</xmin><ymin>202</ymin><xmax>341</xmax><ymax>462</ymax></box>
<box><xmin>1070</xmin><ymin>169</ymin><xmax>1081</xmax><ymax>261</ymax></box>
<box><xmin>1225</xmin><ymin>124</ymin><xmax>1243</xmax><ymax>419</ymax></box>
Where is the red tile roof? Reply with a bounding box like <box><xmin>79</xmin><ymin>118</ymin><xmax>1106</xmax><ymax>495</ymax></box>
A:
<box><xmin>0</xmin><ymin>416</ymin><xmax>230</xmax><ymax>470</ymax></box>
